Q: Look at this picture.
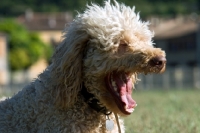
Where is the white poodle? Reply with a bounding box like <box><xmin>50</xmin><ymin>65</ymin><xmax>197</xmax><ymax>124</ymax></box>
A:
<box><xmin>0</xmin><ymin>1</ymin><xmax>166</xmax><ymax>132</ymax></box>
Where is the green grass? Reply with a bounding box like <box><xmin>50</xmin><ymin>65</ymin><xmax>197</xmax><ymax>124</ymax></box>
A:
<box><xmin>124</xmin><ymin>89</ymin><xmax>200</xmax><ymax>133</ymax></box>
<box><xmin>1</xmin><ymin>89</ymin><xmax>199</xmax><ymax>132</ymax></box>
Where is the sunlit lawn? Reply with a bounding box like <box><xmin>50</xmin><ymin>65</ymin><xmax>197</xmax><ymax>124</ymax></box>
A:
<box><xmin>124</xmin><ymin>89</ymin><xmax>200</xmax><ymax>133</ymax></box>
<box><xmin>1</xmin><ymin>89</ymin><xmax>199</xmax><ymax>133</ymax></box>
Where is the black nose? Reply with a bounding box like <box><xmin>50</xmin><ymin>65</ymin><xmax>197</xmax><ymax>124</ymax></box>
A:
<box><xmin>150</xmin><ymin>56</ymin><xmax>166</xmax><ymax>67</ymax></box>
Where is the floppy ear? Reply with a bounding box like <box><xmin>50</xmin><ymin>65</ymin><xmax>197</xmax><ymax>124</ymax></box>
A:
<box><xmin>51</xmin><ymin>23</ymin><xmax>89</xmax><ymax>109</ymax></box>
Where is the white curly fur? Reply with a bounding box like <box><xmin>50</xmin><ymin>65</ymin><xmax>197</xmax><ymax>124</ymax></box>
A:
<box><xmin>0</xmin><ymin>0</ymin><xmax>166</xmax><ymax>132</ymax></box>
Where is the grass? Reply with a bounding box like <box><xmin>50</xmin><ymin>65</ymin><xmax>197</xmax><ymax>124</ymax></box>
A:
<box><xmin>1</xmin><ymin>89</ymin><xmax>199</xmax><ymax>132</ymax></box>
<box><xmin>124</xmin><ymin>89</ymin><xmax>200</xmax><ymax>133</ymax></box>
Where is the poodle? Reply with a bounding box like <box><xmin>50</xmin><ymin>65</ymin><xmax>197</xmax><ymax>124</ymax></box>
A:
<box><xmin>0</xmin><ymin>1</ymin><xmax>166</xmax><ymax>132</ymax></box>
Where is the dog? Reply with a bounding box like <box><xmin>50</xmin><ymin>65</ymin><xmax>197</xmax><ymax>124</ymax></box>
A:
<box><xmin>0</xmin><ymin>0</ymin><xmax>166</xmax><ymax>132</ymax></box>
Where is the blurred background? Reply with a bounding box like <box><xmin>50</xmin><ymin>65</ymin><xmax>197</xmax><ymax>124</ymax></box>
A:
<box><xmin>0</xmin><ymin>0</ymin><xmax>200</xmax><ymax>132</ymax></box>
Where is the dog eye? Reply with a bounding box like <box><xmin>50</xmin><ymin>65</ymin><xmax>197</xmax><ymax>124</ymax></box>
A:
<box><xmin>120</xmin><ymin>43</ymin><xmax>128</xmax><ymax>47</ymax></box>
<box><xmin>117</xmin><ymin>42</ymin><xmax>129</xmax><ymax>54</ymax></box>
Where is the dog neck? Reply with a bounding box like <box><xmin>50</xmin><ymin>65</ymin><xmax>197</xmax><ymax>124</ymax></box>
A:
<box><xmin>80</xmin><ymin>85</ymin><xmax>112</xmax><ymax>116</ymax></box>
<box><xmin>81</xmin><ymin>84</ymin><xmax>122</xmax><ymax>132</ymax></box>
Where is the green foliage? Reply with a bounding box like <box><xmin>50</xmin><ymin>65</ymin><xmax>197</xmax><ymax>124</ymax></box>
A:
<box><xmin>0</xmin><ymin>0</ymin><xmax>199</xmax><ymax>18</ymax></box>
<box><xmin>9</xmin><ymin>48</ymin><xmax>30</xmax><ymax>70</ymax></box>
<box><xmin>0</xmin><ymin>19</ymin><xmax>53</xmax><ymax>71</ymax></box>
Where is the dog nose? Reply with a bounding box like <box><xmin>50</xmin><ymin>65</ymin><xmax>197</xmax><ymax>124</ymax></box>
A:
<box><xmin>150</xmin><ymin>56</ymin><xmax>166</xmax><ymax>67</ymax></box>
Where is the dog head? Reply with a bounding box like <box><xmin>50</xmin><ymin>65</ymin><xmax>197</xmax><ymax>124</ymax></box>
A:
<box><xmin>50</xmin><ymin>0</ymin><xmax>166</xmax><ymax>115</ymax></box>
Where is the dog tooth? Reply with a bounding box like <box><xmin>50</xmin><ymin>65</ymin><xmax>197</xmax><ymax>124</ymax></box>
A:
<box><xmin>113</xmin><ymin>86</ymin><xmax>117</xmax><ymax>92</ymax></box>
<box><xmin>111</xmin><ymin>81</ymin><xmax>116</xmax><ymax>86</ymax></box>
<box><xmin>111</xmin><ymin>75</ymin><xmax>114</xmax><ymax>82</ymax></box>
<box><xmin>110</xmin><ymin>74</ymin><xmax>118</xmax><ymax>92</ymax></box>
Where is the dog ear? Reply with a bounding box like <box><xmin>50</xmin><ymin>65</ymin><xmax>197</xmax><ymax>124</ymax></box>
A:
<box><xmin>51</xmin><ymin>23</ymin><xmax>89</xmax><ymax>109</ymax></box>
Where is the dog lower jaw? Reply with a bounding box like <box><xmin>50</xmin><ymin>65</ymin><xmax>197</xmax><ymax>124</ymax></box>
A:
<box><xmin>105</xmin><ymin>71</ymin><xmax>137</xmax><ymax>115</ymax></box>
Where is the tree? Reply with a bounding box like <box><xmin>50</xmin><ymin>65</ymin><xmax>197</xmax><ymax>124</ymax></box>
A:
<box><xmin>0</xmin><ymin>0</ymin><xmax>199</xmax><ymax>18</ymax></box>
<box><xmin>0</xmin><ymin>19</ymin><xmax>53</xmax><ymax>71</ymax></box>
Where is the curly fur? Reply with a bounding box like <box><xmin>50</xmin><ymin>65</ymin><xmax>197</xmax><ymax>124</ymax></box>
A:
<box><xmin>0</xmin><ymin>1</ymin><xmax>166</xmax><ymax>133</ymax></box>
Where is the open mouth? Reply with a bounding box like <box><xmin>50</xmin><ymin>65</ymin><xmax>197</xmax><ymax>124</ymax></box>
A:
<box><xmin>105</xmin><ymin>71</ymin><xmax>137</xmax><ymax>115</ymax></box>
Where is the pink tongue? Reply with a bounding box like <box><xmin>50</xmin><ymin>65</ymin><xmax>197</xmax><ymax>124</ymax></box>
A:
<box><xmin>113</xmin><ymin>72</ymin><xmax>136</xmax><ymax>109</ymax></box>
